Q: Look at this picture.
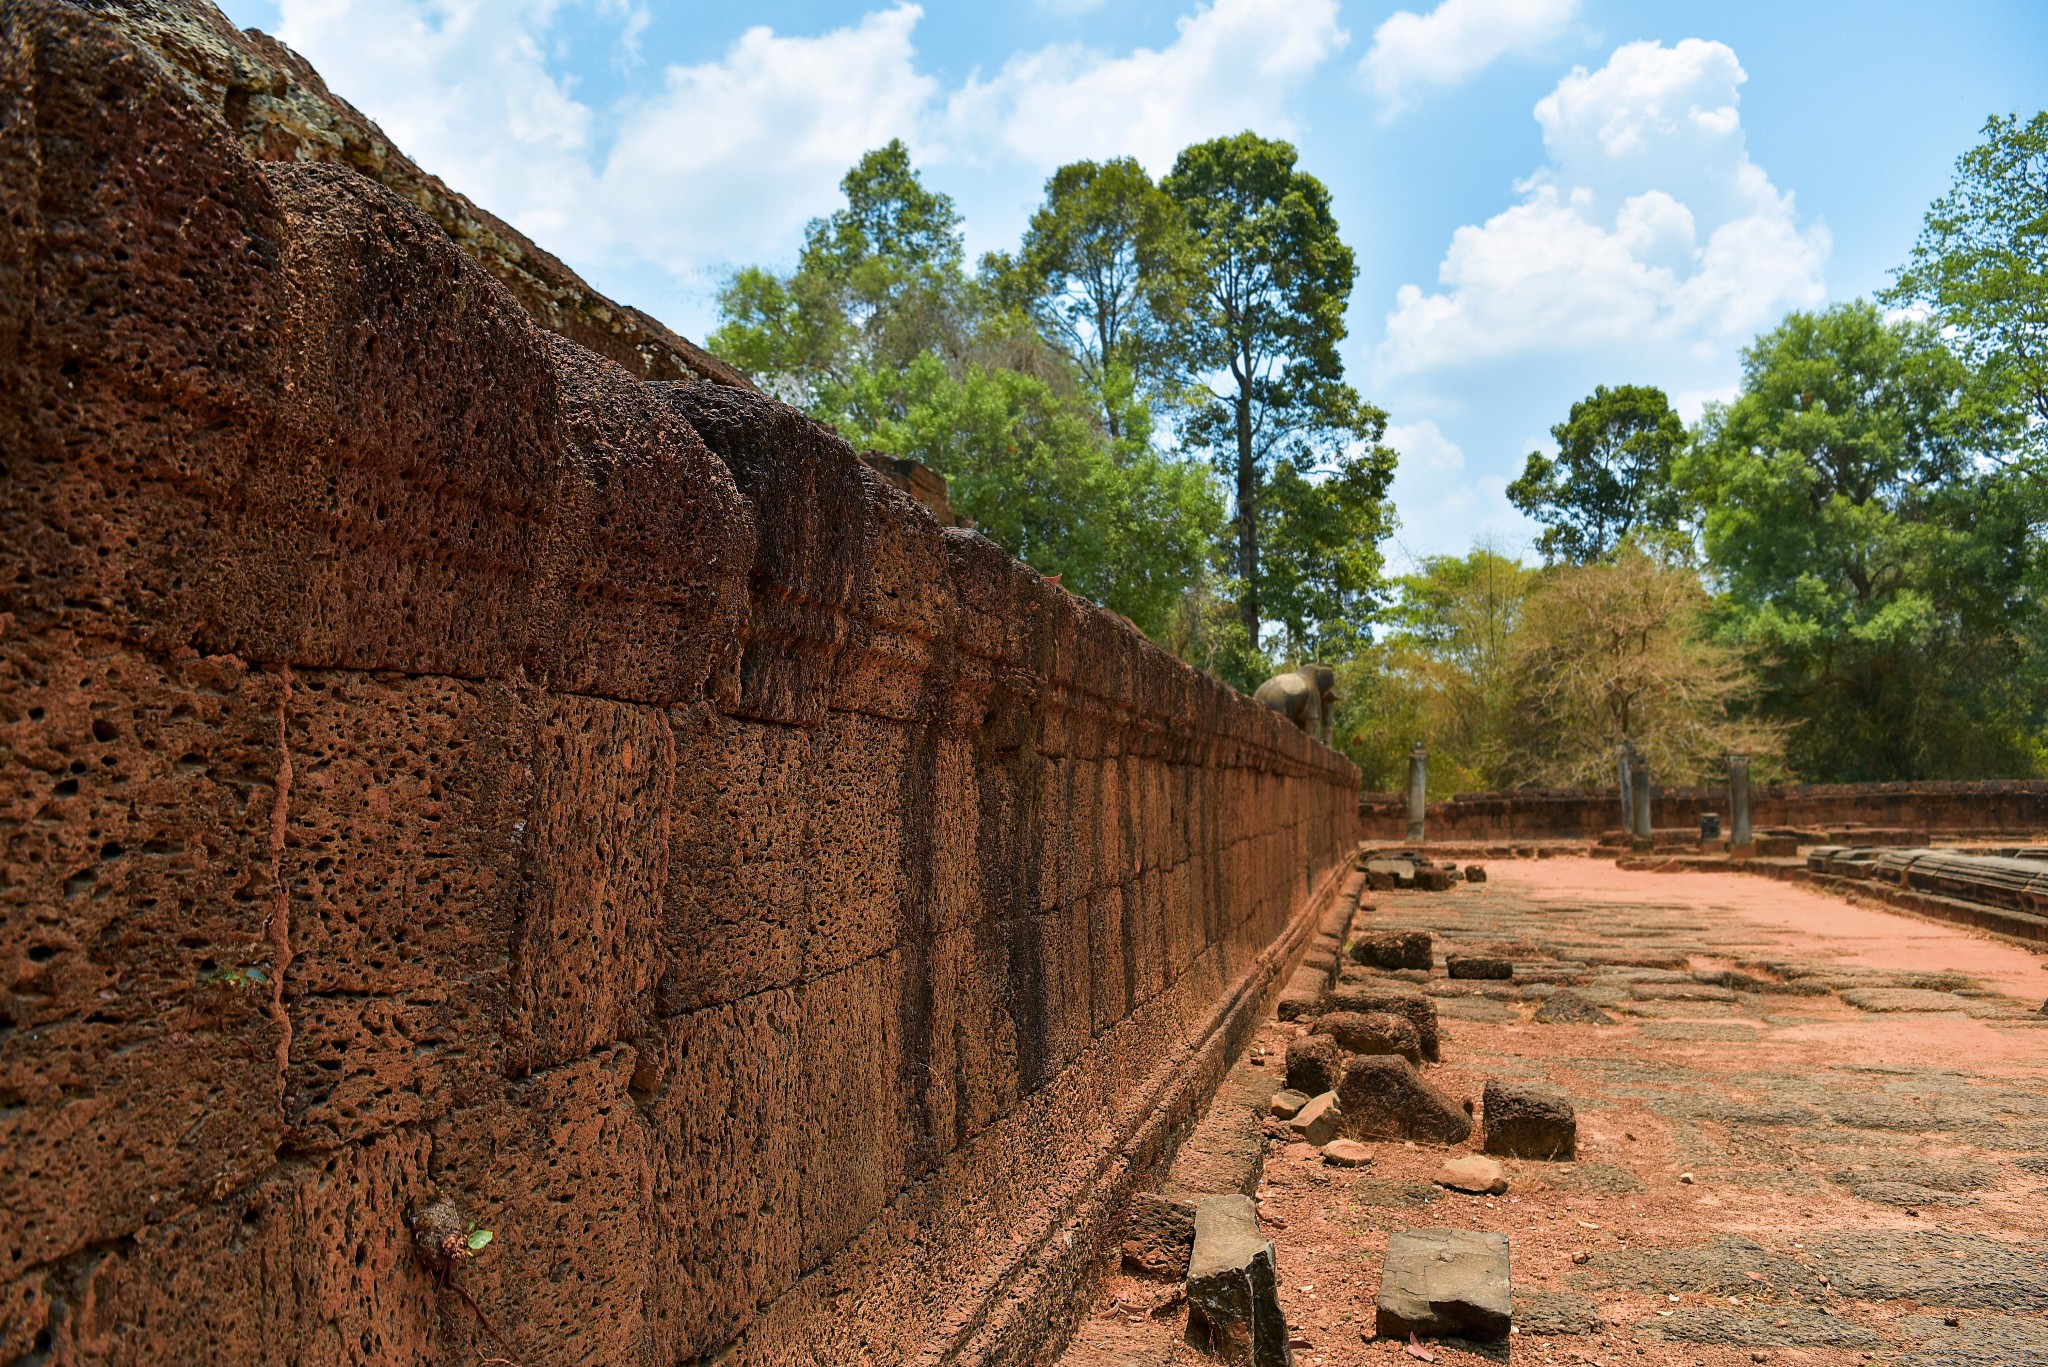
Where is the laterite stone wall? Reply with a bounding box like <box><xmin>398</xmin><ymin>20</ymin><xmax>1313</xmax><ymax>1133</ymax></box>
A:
<box><xmin>0</xmin><ymin>6</ymin><xmax>1359</xmax><ymax>1362</ymax></box>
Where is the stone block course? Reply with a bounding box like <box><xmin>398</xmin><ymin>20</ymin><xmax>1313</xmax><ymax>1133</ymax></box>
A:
<box><xmin>0</xmin><ymin>4</ymin><xmax>1362</xmax><ymax>1361</ymax></box>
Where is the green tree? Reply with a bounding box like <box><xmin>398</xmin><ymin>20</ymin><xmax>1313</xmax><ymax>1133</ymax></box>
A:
<box><xmin>1678</xmin><ymin>301</ymin><xmax>2044</xmax><ymax>780</ymax></box>
<box><xmin>838</xmin><ymin>353</ymin><xmax>1221</xmax><ymax>639</ymax></box>
<box><xmin>1351</xmin><ymin>549</ymin><xmax>1531</xmax><ymax>795</ymax></box>
<box><xmin>1885</xmin><ymin>111</ymin><xmax>2048</xmax><ymax>468</ymax></box>
<box><xmin>710</xmin><ymin>139</ymin><xmax>970</xmax><ymax>400</ymax></box>
<box><xmin>1163</xmin><ymin>133</ymin><xmax>1385</xmax><ymax>639</ymax></box>
<box><xmin>1502</xmin><ymin>543</ymin><xmax>1780</xmax><ymax>786</ymax></box>
<box><xmin>1506</xmin><ymin>384</ymin><xmax>1688</xmax><ymax>562</ymax></box>
<box><xmin>1258</xmin><ymin>441</ymin><xmax>1398</xmax><ymax>661</ymax></box>
<box><xmin>995</xmin><ymin>158</ymin><xmax>1192</xmax><ymax>440</ymax></box>
<box><xmin>712</xmin><ymin>142</ymin><xmax>1225</xmax><ymax>642</ymax></box>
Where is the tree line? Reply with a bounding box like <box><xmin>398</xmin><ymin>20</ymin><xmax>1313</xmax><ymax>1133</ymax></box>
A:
<box><xmin>713</xmin><ymin>114</ymin><xmax>2048</xmax><ymax>789</ymax></box>
<box><xmin>711</xmin><ymin>133</ymin><xmax>1391</xmax><ymax>684</ymax></box>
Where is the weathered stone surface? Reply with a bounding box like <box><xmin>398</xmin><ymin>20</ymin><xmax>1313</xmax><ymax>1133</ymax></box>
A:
<box><xmin>1351</xmin><ymin>930</ymin><xmax>1432</xmax><ymax>971</ymax></box>
<box><xmin>1482</xmin><ymin>1080</ymin><xmax>1577</xmax><ymax>1160</ymax></box>
<box><xmin>1320</xmin><ymin>987</ymin><xmax>1442</xmax><ymax>1061</ymax></box>
<box><xmin>1533</xmin><ymin>989</ymin><xmax>1617</xmax><ymax>1025</ymax></box>
<box><xmin>1376</xmin><ymin>1228</ymin><xmax>1511</xmax><ymax>1341</ymax></box>
<box><xmin>1435</xmin><ymin>1154</ymin><xmax>1508</xmax><ymax>1195</ymax></box>
<box><xmin>1285</xmin><ymin>1034</ymin><xmax>1348</xmax><ymax>1097</ymax></box>
<box><xmin>1122</xmin><ymin>1193</ymin><xmax>1197</xmax><ymax>1278</ymax></box>
<box><xmin>1337</xmin><ymin>1057</ymin><xmax>1473</xmax><ymax>1145</ymax></box>
<box><xmin>1286</xmin><ymin>1092</ymin><xmax>1343</xmax><ymax>1146</ymax></box>
<box><xmin>1322</xmin><ymin>1139</ymin><xmax>1374</xmax><ymax>1168</ymax></box>
<box><xmin>1186</xmin><ymin>1195</ymin><xmax>1294</xmax><ymax>1366</ymax></box>
<box><xmin>1464</xmin><ymin>865</ymin><xmax>1488</xmax><ymax>883</ymax></box>
<box><xmin>0</xmin><ymin>3</ymin><xmax>1364</xmax><ymax>1361</ymax></box>
<box><xmin>1314</xmin><ymin>1010</ymin><xmax>1423</xmax><ymax>1063</ymax></box>
<box><xmin>1277</xmin><ymin>965</ymin><xmax>1328</xmax><ymax>1021</ymax></box>
<box><xmin>1447</xmin><ymin>955</ymin><xmax>1513</xmax><ymax>980</ymax></box>
<box><xmin>1268</xmin><ymin>1089</ymin><xmax>1311</xmax><ymax>1120</ymax></box>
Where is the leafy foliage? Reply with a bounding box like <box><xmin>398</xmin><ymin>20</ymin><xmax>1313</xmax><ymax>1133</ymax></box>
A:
<box><xmin>993</xmin><ymin>157</ymin><xmax>1192</xmax><ymax>438</ymax></box>
<box><xmin>1886</xmin><ymin>112</ymin><xmax>2048</xmax><ymax>470</ymax></box>
<box><xmin>712</xmin><ymin>137</ymin><xmax>1395</xmax><ymax>679</ymax></box>
<box><xmin>1679</xmin><ymin>302</ymin><xmax>2045</xmax><ymax>780</ymax></box>
<box><xmin>1507</xmin><ymin>384</ymin><xmax>1688</xmax><ymax>562</ymax></box>
<box><xmin>1334</xmin><ymin>548</ymin><xmax>1530</xmax><ymax>793</ymax></box>
<box><xmin>1163</xmin><ymin>133</ymin><xmax>1388</xmax><ymax>640</ymax></box>
<box><xmin>1502</xmin><ymin>545</ymin><xmax>1780</xmax><ymax>786</ymax></box>
<box><xmin>711</xmin><ymin>143</ymin><xmax>1232</xmax><ymax>641</ymax></box>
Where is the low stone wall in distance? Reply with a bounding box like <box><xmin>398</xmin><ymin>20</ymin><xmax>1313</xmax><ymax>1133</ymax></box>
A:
<box><xmin>1360</xmin><ymin>781</ymin><xmax>2048</xmax><ymax>843</ymax></box>
<box><xmin>0</xmin><ymin>6</ymin><xmax>1359</xmax><ymax>1363</ymax></box>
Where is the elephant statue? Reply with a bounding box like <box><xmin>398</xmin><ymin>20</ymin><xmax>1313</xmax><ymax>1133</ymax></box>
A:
<box><xmin>1254</xmin><ymin>664</ymin><xmax>1336</xmax><ymax>746</ymax></box>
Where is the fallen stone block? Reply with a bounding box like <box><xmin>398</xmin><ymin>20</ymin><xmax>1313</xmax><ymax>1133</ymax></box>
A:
<box><xmin>1322</xmin><ymin>1138</ymin><xmax>1373</xmax><ymax>1168</ymax></box>
<box><xmin>1464</xmin><ymin>864</ymin><xmax>1487</xmax><ymax>883</ymax></box>
<box><xmin>1285</xmin><ymin>1091</ymin><xmax>1342</xmax><ymax>1146</ymax></box>
<box><xmin>1415</xmin><ymin>866</ymin><xmax>1454</xmax><ymax>892</ymax></box>
<box><xmin>1314</xmin><ymin>1010</ymin><xmax>1422</xmax><ymax>1063</ymax></box>
<box><xmin>1376</xmin><ymin>1228</ymin><xmax>1512</xmax><ymax>1341</ymax></box>
<box><xmin>1122</xmin><ymin>1192</ymin><xmax>1197</xmax><ymax>1277</ymax></box>
<box><xmin>1337</xmin><ymin>1056</ymin><xmax>1472</xmax><ymax>1145</ymax></box>
<box><xmin>1186</xmin><ymin>1195</ymin><xmax>1294</xmax><ymax>1366</ymax></box>
<box><xmin>1482</xmin><ymin>1080</ymin><xmax>1576</xmax><ymax>1160</ymax></box>
<box><xmin>1284</xmin><ymin>1034</ymin><xmax>1346</xmax><ymax>1097</ymax></box>
<box><xmin>1268</xmin><ymin>1088</ymin><xmax>1311</xmax><ymax>1120</ymax></box>
<box><xmin>1533</xmin><ymin>989</ymin><xmax>1616</xmax><ymax>1025</ymax></box>
<box><xmin>1434</xmin><ymin>1154</ymin><xmax>1508</xmax><ymax>1195</ymax></box>
<box><xmin>1351</xmin><ymin>930</ymin><xmax>1432</xmax><ymax>971</ymax></box>
<box><xmin>1320</xmin><ymin>987</ymin><xmax>1441</xmax><ymax>1061</ymax></box>
<box><xmin>1446</xmin><ymin>955</ymin><xmax>1512</xmax><ymax>980</ymax></box>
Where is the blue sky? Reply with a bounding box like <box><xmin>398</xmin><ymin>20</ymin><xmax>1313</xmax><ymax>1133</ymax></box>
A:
<box><xmin>218</xmin><ymin>0</ymin><xmax>2048</xmax><ymax>566</ymax></box>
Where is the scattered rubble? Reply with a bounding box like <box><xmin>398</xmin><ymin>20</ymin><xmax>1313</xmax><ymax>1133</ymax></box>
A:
<box><xmin>1284</xmin><ymin>1092</ymin><xmax>1343</xmax><ymax>1146</ymax></box>
<box><xmin>1186</xmin><ymin>1195</ymin><xmax>1293</xmax><ymax>1366</ymax></box>
<box><xmin>1481</xmin><ymin>1079</ymin><xmax>1577</xmax><ymax>1160</ymax></box>
<box><xmin>1336</xmin><ymin>1056</ymin><xmax>1472</xmax><ymax>1144</ymax></box>
<box><xmin>1351</xmin><ymin>930</ymin><xmax>1433</xmax><ymax>970</ymax></box>
<box><xmin>1312</xmin><ymin>1009</ymin><xmax>1423</xmax><ymax>1063</ymax></box>
<box><xmin>1532</xmin><ymin>988</ymin><xmax>1617</xmax><ymax>1024</ymax></box>
<box><xmin>1375</xmin><ymin>1228</ymin><xmax>1512</xmax><ymax>1341</ymax></box>
<box><xmin>1434</xmin><ymin>1154</ymin><xmax>1509</xmax><ymax>1195</ymax></box>
<box><xmin>1283</xmin><ymin>1035</ymin><xmax>1346</xmax><ymax>1096</ymax></box>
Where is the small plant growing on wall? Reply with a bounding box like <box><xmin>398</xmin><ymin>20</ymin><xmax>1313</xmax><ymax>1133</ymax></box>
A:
<box><xmin>411</xmin><ymin>1197</ymin><xmax>517</xmax><ymax>1361</ymax></box>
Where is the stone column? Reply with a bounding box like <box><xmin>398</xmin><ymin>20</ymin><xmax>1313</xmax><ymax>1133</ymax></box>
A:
<box><xmin>1630</xmin><ymin>747</ymin><xmax>1652</xmax><ymax>849</ymax></box>
<box><xmin>1406</xmin><ymin>743</ymin><xmax>1427</xmax><ymax>843</ymax></box>
<box><xmin>1616</xmin><ymin>744</ymin><xmax>1636</xmax><ymax>837</ymax></box>
<box><xmin>1727</xmin><ymin>753</ymin><xmax>1752</xmax><ymax>849</ymax></box>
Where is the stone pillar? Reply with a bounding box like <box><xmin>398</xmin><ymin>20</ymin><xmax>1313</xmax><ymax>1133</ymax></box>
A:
<box><xmin>1406</xmin><ymin>743</ymin><xmax>1427</xmax><ymax>844</ymax></box>
<box><xmin>1728</xmin><ymin>753</ymin><xmax>1752</xmax><ymax>849</ymax></box>
<box><xmin>1629</xmin><ymin>748</ymin><xmax>1652</xmax><ymax>849</ymax></box>
<box><xmin>1616</xmin><ymin>744</ymin><xmax>1635</xmax><ymax>837</ymax></box>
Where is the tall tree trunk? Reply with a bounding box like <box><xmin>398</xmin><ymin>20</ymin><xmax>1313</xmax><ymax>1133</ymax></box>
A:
<box><xmin>1235</xmin><ymin>382</ymin><xmax>1258</xmax><ymax>638</ymax></box>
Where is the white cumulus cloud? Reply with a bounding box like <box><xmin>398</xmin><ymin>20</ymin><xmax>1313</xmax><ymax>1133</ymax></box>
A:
<box><xmin>1379</xmin><ymin>38</ymin><xmax>1830</xmax><ymax>377</ymax></box>
<box><xmin>265</xmin><ymin>0</ymin><xmax>1345</xmax><ymax>302</ymax></box>
<box><xmin>594</xmin><ymin>7</ymin><xmax>936</xmax><ymax>272</ymax></box>
<box><xmin>1359</xmin><ymin>0</ymin><xmax>1579</xmax><ymax>116</ymax></box>
<box><xmin>1386</xmin><ymin>419</ymin><xmax>1467</xmax><ymax>475</ymax></box>
<box><xmin>943</xmin><ymin>0</ymin><xmax>1346</xmax><ymax>174</ymax></box>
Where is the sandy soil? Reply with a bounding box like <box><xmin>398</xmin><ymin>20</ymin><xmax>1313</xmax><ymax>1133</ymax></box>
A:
<box><xmin>1063</xmin><ymin>862</ymin><xmax>2048</xmax><ymax>1367</ymax></box>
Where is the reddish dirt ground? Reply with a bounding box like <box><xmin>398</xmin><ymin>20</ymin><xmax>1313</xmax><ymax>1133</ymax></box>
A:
<box><xmin>1065</xmin><ymin>861</ymin><xmax>2048</xmax><ymax>1367</ymax></box>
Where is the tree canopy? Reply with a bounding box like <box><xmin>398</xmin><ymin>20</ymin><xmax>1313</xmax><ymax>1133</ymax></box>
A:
<box><xmin>1679</xmin><ymin>302</ymin><xmax>2043</xmax><ymax>780</ymax></box>
<box><xmin>1162</xmin><ymin>133</ymin><xmax>1389</xmax><ymax>642</ymax></box>
<box><xmin>1507</xmin><ymin>384</ymin><xmax>1687</xmax><ymax>563</ymax></box>
<box><xmin>1886</xmin><ymin>111</ymin><xmax>2048</xmax><ymax>471</ymax></box>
